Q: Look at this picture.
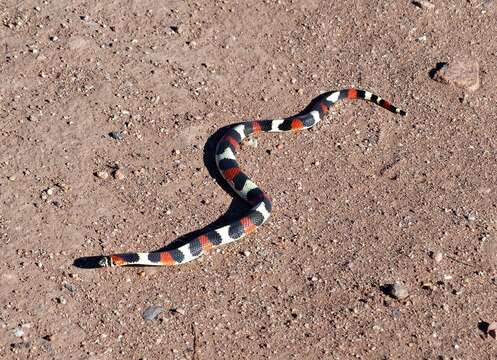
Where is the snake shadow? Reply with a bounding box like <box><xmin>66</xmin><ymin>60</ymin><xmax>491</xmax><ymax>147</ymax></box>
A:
<box><xmin>152</xmin><ymin>123</ymin><xmax>252</xmax><ymax>251</ymax></box>
<box><xmin>73</xmin><ymin>92</ymin><xmax>333</xmax><ymax>269</ymax></box>
<box><xmin>73</xmin><ymin>124</ymin><xmax>251</xmax><ymax>269</ymax></box>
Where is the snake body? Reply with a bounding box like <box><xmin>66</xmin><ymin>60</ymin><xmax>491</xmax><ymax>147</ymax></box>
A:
<box><xmin>99</xmin><ymin>88</ymin><xmax>405</xmax><ymax>267</ymax></box>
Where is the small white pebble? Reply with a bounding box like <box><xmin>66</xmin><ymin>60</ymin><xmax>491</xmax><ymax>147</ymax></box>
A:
<box><xmin>57</xmin><ymin>296</ymin><xmax>67</xmax><ymax>305</ymax></box>
<box><xmin>96</xmin><ymin>171</ymin><xmax>109</xmax><ymax>180</ymax></box>
<box><xmin>386</xmin><ymin>282</ymin><xmax>409</xmax><ymax>299</ymax></box>
<box><xmin>431</xmin><ymin>251</ymin><xmax>443</xmax><ymax>263</ymax></box>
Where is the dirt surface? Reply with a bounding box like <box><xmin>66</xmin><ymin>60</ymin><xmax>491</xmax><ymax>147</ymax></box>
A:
<box><xmin>1</xmin><ymin>0</ymin><xmax>497</xmax><ymax>359</ymax></box>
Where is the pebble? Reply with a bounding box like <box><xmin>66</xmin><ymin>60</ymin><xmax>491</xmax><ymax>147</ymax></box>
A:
<box><xmin>113</xmin><ymin>169</ymin><xmax>126</xmax><ymax>180</ymax></box>
<box><xmin>413</xmin><ymin>0</ymin><xmax>435</xmax><ymax>9</ymax></box>
<box><xmin>171</xmin><ymin>308</ymin><xmax>185</xmax><ymax>315</ymax></box>
<box><xmin>416</xmin><ymin>35</ymin><xmax>427</xmax><ymax>43</ymax></box>
<box><xmin>432</xmin><ymin>59</ymin><xmax>480</xmax><ymax>92</ymax></box>
<box><xmin>245</xmin><ymin>137</ymin><xmax>258</xmax><ymax>148</ymax></box>
<box><xmin>384</xmin><ymin>282</ymin><xmax>409</xmax><ymax>300</ymax></box>
<box><xmin>465</xmin><ymin>213</ymin><xmax>476</xmax><ymax>221</ymax></box>
<box><xmin>63</xmin><ymin>283</ymin><xmax>76</xmax><ymax>292</ymax></box>
<box><xmin>95</xmin><ymin>171</ymin><xmax>109</xmax><ymax>180</ymax></box>
<box><xmin>276</xmin><ymin>143</ymin><xmax>284</xmax><ymax>150</ymax></box>
<box><xmin>13</xmin><ymin>328</ymin><xmax>24</xmax><ymax>337</ymax></box>
<box><xmin>109</xmin><ymin>131</ymin><xmax>124</xmax><ymax>140</ymax></box>
<box><xmin>8</xmin><ymin>175</ymin><xmax>16</xmax><ymax>181</ymax></box>
<box><xmin>431</xmin><ymin>251</ymin><xmax>443</xmax><ymax>263</ymax></box>
<box><xmin>57</xmin><ymin>296</ymin><xmax>67</xmax><ymax>305</ymax></box>
<box><xmin>49</xmin><ymin>36</ymin><xmax>59</xmax><ymax>42</ymax></box>
<box><xmin>487</xmin><ymin>322</ymin><xmax>497</xmax><ymax>339</ymax></box>
<box><xmin>242</xmin><ymin>250</ymin><xmax>251</xmax><ymax>257</ymax></box>
<box><xmin>170</xmin><ymin>25</ymin><xmax>183</xmax><ymax>34</ymax></box>
<box><xmin>142</xmin><ymin>305</ymin><xmax>164</xmax><ymax>321</ymax></box>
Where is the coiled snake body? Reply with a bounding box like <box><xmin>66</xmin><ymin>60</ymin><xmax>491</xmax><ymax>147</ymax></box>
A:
<box><xmin>99</xmin><ymin>89</ymin><xmax>406</xmax><ymax>267</ymax></box>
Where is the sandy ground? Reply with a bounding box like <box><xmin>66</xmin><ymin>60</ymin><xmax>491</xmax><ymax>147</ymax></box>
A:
<box><xmin>1</xmin><ymin>0</ymin><xmax>497</xmax><ymax>359</ymax></box>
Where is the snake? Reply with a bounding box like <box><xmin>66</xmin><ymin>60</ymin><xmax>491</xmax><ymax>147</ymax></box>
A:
<box><xmin>98</xmin><ymin>88</ymin><xmax>406</xmax><ymax>267</ymax></box>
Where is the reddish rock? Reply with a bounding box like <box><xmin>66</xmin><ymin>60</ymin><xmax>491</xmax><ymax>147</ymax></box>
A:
<box><xmin>433</xmin><ymin>59</ymin><xmax>480</xmax><ymax>92</ymax></box>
